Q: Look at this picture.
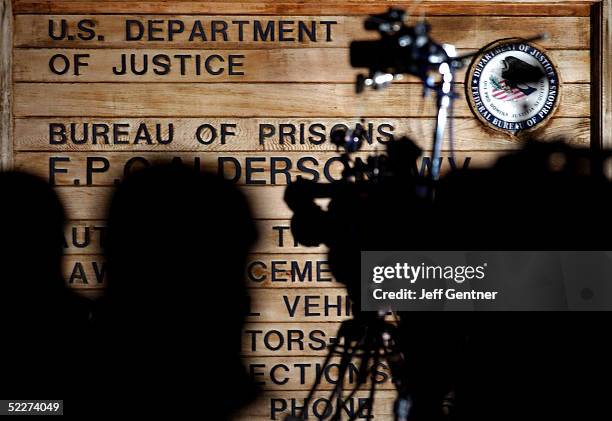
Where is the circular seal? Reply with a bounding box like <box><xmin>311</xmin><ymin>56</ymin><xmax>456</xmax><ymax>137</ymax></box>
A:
<box><xmin>466</xmin><ymin>39</ymin><xmax>560</xmax><ymax>135</ymax></box>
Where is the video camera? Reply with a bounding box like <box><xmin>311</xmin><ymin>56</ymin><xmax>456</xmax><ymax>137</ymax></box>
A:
<box><xmin>349</xmin><ymin>8</ymin><xmax>463</xmax><ymax>93</ymax></box>
<box><xmin>284</xmin><ymin>7</ymin><xmax>553</xmax><ymax>421</ymax></box>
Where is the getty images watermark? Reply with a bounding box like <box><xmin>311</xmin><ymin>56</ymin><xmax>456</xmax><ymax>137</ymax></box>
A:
<box><xmin>371</xmin><ymin>261</ymin><xmax>496</xmax><ymax>301</ymax></box>
<box><xmin>360</xmin><ymin>251</ymin><xmax>612</xmax><ymax>311</ymax></box>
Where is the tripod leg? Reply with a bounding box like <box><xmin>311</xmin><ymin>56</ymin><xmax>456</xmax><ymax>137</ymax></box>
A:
<box><xmin>286</xmin><ymin>333</ymin><xmax>340</xmax><ymax>420</ymax></box>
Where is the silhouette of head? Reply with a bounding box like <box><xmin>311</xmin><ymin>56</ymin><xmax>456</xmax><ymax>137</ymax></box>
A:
<box><xmin>104</xmin><ymin>163</ymin><xmax>257</xmax><ymax>417</ymax></box>
<box><xmin>0</xmin><ymin>171</ymin><xmax>73</xmax><ymax>331</ymax></box>
<box><xmin>0</xmin><ymin>172</ymin><xmax>65</xmax><ymax>303</ymax></box>
<box><xmin>0</xmin><ymin>171</ymin><xmax>88</xmax><ymax>396</ymax></box>
<box><xmin>436</xmin><ymin>140</ymin><xmax>612</xmax><ymax>249</ymax></box>
<box><xmin>431</xmin><ymin>141</ymin><xmax>612</xmax><ymax>419</ymax></box>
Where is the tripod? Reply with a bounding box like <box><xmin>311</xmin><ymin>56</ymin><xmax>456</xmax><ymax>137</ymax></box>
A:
<box><xmin>284</xmin><ymin>7</ymin><xmax>549</xmax><ymax>420</ymax></box>
<box><xmin>285</xmin><ymin>313</ymin><xmax>403</xmax><ymax>421</ymax></box>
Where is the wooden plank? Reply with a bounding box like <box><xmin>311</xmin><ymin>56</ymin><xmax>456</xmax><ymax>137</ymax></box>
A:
<box><xmin>13</xmin><ymin>151</ymin><xmax>502</xmax><ymax>186</ymax></box>
<box><xmin>248</xmin><ymin>288</ymin><xmax>351</xmax><ymax>322</ymax></box>
<box><xmin>552</xmin><ymin>50</ymin><xmax>592</xmax><ymax>84</ymax></box>
<box><xmin>62</xmin><ymin>253</ymin><xmax>340</xmax><ymax>289</ymax></box>
<box><xmin>591</xmin><ymin>1</ymin><xmax>603</xmax><ymax>149</ymax></box>
<box><xmin>53</xmin><ymin>132</ymin><xmax>594</xmax><ymax>218</ymax></box>
<box><xmin>13</xmin><ymin>117</ymin><xmax>591</xmax><ymax>152</ymax></box>
<box><xmin>13</xmin><ymin>15</ymin><xmax>590</xmax><ymax>49</ymax></box>
<box><xmin>64</xmin><ymin>271</ymin><xmax>352</xmax><ymax>322</ymax></box>
<box><xmin>235</xmin><ymin>390</ymin><xmax>397</xmax><ymax>420</ymax></box>
<box><xmin>63</xmin><ymin>255</ymin><xmax>106</xmax><ymax>287</ymax></box>
<box><xmin>61</xmin><ymin>219</ymin><xmax>328</xmax><ymax>254</ymax></box>
<box><xmin>243</xmin><ymin>355</ymin><xmax>394</xmax><ymax>390</ymax></box>
<box><xmin>253</xmin><ymin>220</ymin><xmax>328</xmax><ymax>254</ymax></box>
<box><xmin>12</xmin><ymin>1</ymin><xmax>593</xmax><ymax>17</ymax></box>
<box><xmin>246</xmin><ymin>253</ymin><xmax>338</xmax><ymax>288</ymax></box>
<box><xmin>605</xmin><ymin>0</ymin><xmax>612</xmax><ymax>150</ymax></box>
<box><xmin>242</xmin><ymin>322</ymin><xmax>342</xmax><ymax>356</ymax></box>
<box><xmin>235</xmin><ymin>417</ymin><xmax>392</xmax><ymax>421</ymax></box>
<box><xmin>593</xmin><ymin>0</ymin><xmax>611</xmax><ymax>151</ymax></box>
<box><xmin>55</xmin><ymin>186</ymin><xmax>115</xmax><ymax>219</ymax></box>
<box><xmin>13</xmin><ymin>83</ymin><xmax>590</xmax><ymax>117</ymax></box>
<box><xmin>273</xmin><ymin>287</ymin><xmax>347</xmax><ymax>320</ymax></box>
<box><xmin>237</xmin><ymin>390</ymin><xmax>396</xmax><ymax>416</ymax></box>
<box><xmin>63</xmin><ymin>220</ymin><xmax>107</xmax><ymax>254</ymax></box>
<box><xmin>0</xmin><ymin>0</ymin><xmax>12</xmax><ymax>171</ymax></box>
<box><xmin>13</xmin><ymin>48</ymin><xmax>590</xmax><ymax>83</ymax></box>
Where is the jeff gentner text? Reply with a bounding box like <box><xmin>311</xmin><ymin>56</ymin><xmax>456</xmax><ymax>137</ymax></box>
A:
<box><xmin>371</xmin><ymin>263</ymin><xmax>499</xmax><ymax>301</ymax></box>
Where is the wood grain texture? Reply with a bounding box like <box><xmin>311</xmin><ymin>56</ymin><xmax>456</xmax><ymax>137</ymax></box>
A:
<box><xmin>13</xmin><ymin>117</ymin><xmax>591</xmax><ymax>152</ymax></box>
<box><xmin>8</xmin><ymin>1</ymin><xmax>602</xmax><ymax>418</ymax></box>
<box><xmin>64</xmin><ymin>265</ymin><xmax>353</xmax><ymax>322</ymax></box>
<box><xmin>243</xmin><ymin>355</ymin><xmax>393</xmax><ymax>390</ymax></box>
<box><xmin>13</xmin><ymin>151</ymin><xmax>503</xmax><ymax>186</ymax></box>
<box><xmin>591</xmin><ymin>1</ymin><xmax>603</xmax><ymax>149</ymax></box>
<box><xmin>55</xmin><ymin>186</ymin><xmax>114</xmax><ymax>219</ymax></box>
<box><xmin>0</xmin><ymin>0</ymin><xmax>12</xmax><ymax>171</ymax></box>
<box><xmin>13</xmin><ymin>83</ymin><xmax>590</xmax><ymax>117</ymax></box>
<box><xmin>77</xmin><ymin>286</ymin><xmax>355</xmax><ymax>323</ymax></box>
<box><xmin>14</xmin><ymin>15</ymin><xmax>590</xmax><ymax>49</ymax></box>
<box><xmin>602</xmin><ymin>0</ymin><xmax>611</xmax><ymax>149</ymax></box>
<box><xmin>63</xmin><ymin>220</ymin><xmax>107</xmax><ymax>254</ymax></box>
<box><xmin>13</xmin><ymin>48</ymin><xmax>591</xmax><ymax>83</ymax></box>
<box><xmin>63</xmin><ymin>254</ymin><xmax>106</xmax><ymax>287</ymax></box>
<box><xmin>11</xmin><ymin>1</ymin><xmax>594</xmax><ymax>16</ymax></box>
<box><xmin>253</xmin><ymin>220</ymin><xmax>328</xmax><ymax>254</ymax></box>
<box><xmin>247</xmin><ymin>288</ymin><xmax>351</xmax><ymax>322</ymax></box>
<box><xmin>61</xmin><ymin>219</ymin><xmax>328</xmax><ymax>254</ymax></box>
<box><xmin>235</xmin><ymin>417</ymin><xmax>393</xmax><ymax>421</ymax></box>
<box><xmin>235</xmin><ymin>390</ymin><xmax>396</xmax><ymax>419</ymax></box>
<box><xmin>62</xmin><ymin>253</ymin><xmax>337</xmax><ymax>289</ymax></box>
<box><xmin>246</xmin><ymin>253</ymin><xmax>338</xmax><ymax>288</ymax></box>
<box><xmin>242</xmin><ymin>322</ymin><xmax>342</xmax><ymax>356</ymax></box>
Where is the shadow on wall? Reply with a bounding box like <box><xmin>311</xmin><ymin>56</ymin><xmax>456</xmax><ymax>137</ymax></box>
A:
<box><xmin>0</xmin><ymin>172</ymin><xmax>90</xmax><ymax>398</ymax></box>
<box><xmin>99</xmin><ymin>164</ymin><xmax>259</xmax><ymax>417</ymax></box>
<box><xmin>0</xmin><ymin>165</ymin><xmax>259</xmax><ymax>419</ymax></box>
<box><xmin>285</xmin><ymin>138</ymin><xmax>612</xmax><ymax>420</ymax></box>
<box><xmin>1</xmin><ymin>142</ymin><xmax>612</xmax><ymax>419</ymax></box>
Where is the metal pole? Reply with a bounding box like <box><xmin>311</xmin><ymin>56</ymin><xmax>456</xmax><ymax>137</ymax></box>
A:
<box><xmin>430</xmin><ymin>63</ymin><xmax>454</xmax><ymax>182</ymax></box>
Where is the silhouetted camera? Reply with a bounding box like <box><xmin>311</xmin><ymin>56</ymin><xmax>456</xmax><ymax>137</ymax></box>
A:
<box><xmin>285</xmin><ymin>126</ymin><xmax>427</xmax><ymax>295</ymax></box>
<box><xmin>284</xmin><ymin>7</ymin><xmax>600</xmax><ymax>421</ymax></box>
<box><xmin>349</xmin><ymin>8</ymin><xmax>459</xmax><ymax>92</ymax></box>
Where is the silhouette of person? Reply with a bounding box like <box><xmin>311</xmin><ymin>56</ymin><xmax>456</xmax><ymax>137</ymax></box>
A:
<box><xmin>434</xmin><ymin>140</ymin><xmax>612</xmax><ymax>420</ymax></box>
<box><xmin>99</xmin><ymin>163</ymin><xmax>258</xmax><ymax>418</ymax></box>
<box><xmin>0</xmin><ymin>171</ymin><xmax>90</xmax><ymax>400</ymax></box>
<box><xmin>285</xmin><ymin>138</ymin><xmax>612</xmax><ymax>420</ymax></box>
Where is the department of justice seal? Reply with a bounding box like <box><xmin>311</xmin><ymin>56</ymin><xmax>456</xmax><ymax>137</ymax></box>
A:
<box><xmin>466</xmin><ymin>39</ymin><xmax>560</xmax><ymax>135</ymax></box>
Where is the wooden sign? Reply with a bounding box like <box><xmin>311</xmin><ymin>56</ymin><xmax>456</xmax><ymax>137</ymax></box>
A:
<box><xmin>1</xmin><ymin>1</ymin><xmax>610</xmax><ymax>419</ymax></box>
